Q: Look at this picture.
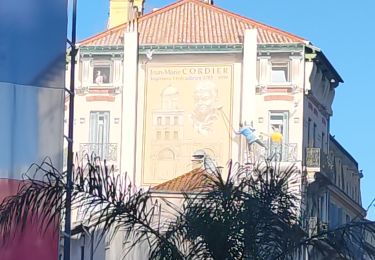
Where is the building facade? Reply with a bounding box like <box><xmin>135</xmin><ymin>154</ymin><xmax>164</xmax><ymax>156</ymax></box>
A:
<box><xmin>64</xmin><ymin>0</ymin><xmax>366</xmax><ymax>258</ymax></box>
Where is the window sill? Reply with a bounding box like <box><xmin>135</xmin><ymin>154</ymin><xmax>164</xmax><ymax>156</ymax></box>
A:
<box><xmin>256</xmin><ymin>84</ymin><xmax>299</xmax><ymax>94</ymax></box>
<box><xmin>77</xmin><ymin>85</ymin><xmax>121</xmax><ymax>95</ymax></box>
<box><xmin>267</xmin><ymin>82</ymin><xmax>294</xmax><ymax>87</ymax></box>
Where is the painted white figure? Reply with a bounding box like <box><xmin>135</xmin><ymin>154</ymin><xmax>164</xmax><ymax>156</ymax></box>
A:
<box><xmin>95</xmin><ymin>70</ymin><xmax>104</xmax><ymax>84</ymax></box>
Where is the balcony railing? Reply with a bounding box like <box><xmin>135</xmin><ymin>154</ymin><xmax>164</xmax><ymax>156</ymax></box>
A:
<box><xmin>306</xmin><ymin>148</ymin><xmax>320</xmax><ymax>168</ymax></box>
<box><xmin>79</xmin><ymin>143</ymin><xmax>118</xmax><ymax>161</ymax></box>
<box><xmin>252</xmin><ymin>141</ymin><xmax>298</xmax><ymax>162</ymax></box>
<box><xmin>306</xmin><ymin>147</ymin><xmax>334</xmax><ymax>174</ymax></box>
<box><xmin>76</xmin><ymin>85</ymin><xmax>121</xmax><ymax>95</ymax></box>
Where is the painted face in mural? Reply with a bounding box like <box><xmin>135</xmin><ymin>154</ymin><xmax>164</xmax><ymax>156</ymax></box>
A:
<box><xmin>191</xmin><ymin>81</ymin><xmax>219</xmax><ymax>135</ymax></box>
<box><xmin>194</xmin><ymin>81</ymin><xmax>218</xmax><ymax>115</ymax></box>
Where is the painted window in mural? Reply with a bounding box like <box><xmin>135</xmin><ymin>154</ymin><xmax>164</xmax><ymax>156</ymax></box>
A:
<box><xmin>89</xmin><ymin>111</ymin><xmax>110</xmax><ymax>159</ymax></box>
<box><xmin>271</xmin><ymin>62</ymin><xmax>289</xmax><ymax>83</ymax></box>
<box><xmin>268</xmin><ymin>111</ymin><xmax>289</xmax><ymax>161</ymax></box>
<box><xmin>92</xmin><ymin>59</ymin><xmax>112</xmax><ymax>85</ymax></box>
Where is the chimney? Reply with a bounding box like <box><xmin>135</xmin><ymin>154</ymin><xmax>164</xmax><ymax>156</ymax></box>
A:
<box><xmin>133</xmin><ymin>0</ymin><xmax>145</xmax><ymax>15</ymax></box>
<box><xmin>108</xmin><ymin>0</ymin><xmax>145</xmax><ymax>29</ymax></box>
<box><xmin>191</xmin><ymin>150</ymin><xmax>206</xmax><ymax>170</ymax></box>
<box><xmin>201</xmin><ymin>0</ymin><xmax>214</xmax><ymax>4</ymax></box>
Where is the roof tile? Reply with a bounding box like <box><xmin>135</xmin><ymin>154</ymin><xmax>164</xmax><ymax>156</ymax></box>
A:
<box><xmin>151</xmin><ymin>168</ymin><xmax>215</xmax><ymax>192</ymax></box>
<box><xmin>80</xmin><ymin>0</ymin><xmax>305</xmax><ymax>46</ymax></box>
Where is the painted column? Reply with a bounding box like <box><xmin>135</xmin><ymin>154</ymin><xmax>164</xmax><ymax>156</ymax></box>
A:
<box><xmin>242</xmin><ymin>29</ymin><xmax>258</xmax><ymax>124</ymax></box>
<box><xmin>120</xmin><ymin>31</ymin><xmax>139</xmax><ymax>183</ymax></box>
<box><xmin>239</xmin><ymin>29</ymin><xmax>258</xmax><ymax>163</ymax></box>
<box><xmin>81</xmin><ymin>58</ymin><xmax>92</xmax><ymax>88</ymax></box>
<box><xmin>112</xmin><ymin>57</ymin><xmax>123</xmax><ymax>89</ymax></box>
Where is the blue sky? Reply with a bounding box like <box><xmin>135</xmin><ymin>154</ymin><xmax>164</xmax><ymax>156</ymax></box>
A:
<box><xmin>70</xmin><ymin>0</ymin><xmax>375</xmax><ymax>218</ymax></box>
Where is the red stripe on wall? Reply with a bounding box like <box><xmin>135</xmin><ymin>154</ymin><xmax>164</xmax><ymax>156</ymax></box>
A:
<box><xmin>0</xmin><ymin>179</ymin><xmax>59</xmax><ymax>260</ymax></box>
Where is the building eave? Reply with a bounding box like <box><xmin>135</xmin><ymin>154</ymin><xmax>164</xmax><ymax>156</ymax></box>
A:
<box><xmin>330</xmin><ymin>135</ymin><xmax>358</xmax><ymax>168</ymax></box>
<box><xmin>328</xmin><ymin>183</ymin><xmax>366</xmax><ymax>217</ymax></box>
<box><xmin>305</xmin><ymin>45</ymin><xmax>344</xmax><ymax>85</ymax></box>
<box><xmin>79</xmin><ymin>43</ymin><xmax>305</xmax><ymax>55</ymax></box>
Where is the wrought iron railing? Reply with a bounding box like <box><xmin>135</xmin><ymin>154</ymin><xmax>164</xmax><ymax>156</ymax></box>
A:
<box><xmin>79</xmin><ymin>143</ymin><xmax>118</xmax><ymax>161</ymax></box>
<box><xmin>251</xmin><ymin>141</ymin><xmax>298</xmax><ymax>162</ymax></box>
<box><xmin>306</xmin><ymin>147</ymin><xmax>334</xmax><ymax>174</ymax></box>
<box><xmin>306</xmin><ymin>148</ymin><xmax>320</xmax><ymax>168</ymax></box>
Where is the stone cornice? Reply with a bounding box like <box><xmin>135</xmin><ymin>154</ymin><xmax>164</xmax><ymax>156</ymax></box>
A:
<box><xmin>328</xmin><ymin>184</ymin><xmax>366</xmax><ymax>217</ymax></box>
<box><xmin>79</xmin><ymin>43</ymin><xmax>305</xmax><ymax>55</ymax></box>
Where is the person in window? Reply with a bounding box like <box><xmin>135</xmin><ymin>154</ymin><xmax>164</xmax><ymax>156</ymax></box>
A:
<box><xmin>234</xmin><ymin>122</ymin><xmax>267</xmax><ymax>154</ymax></box>
<box><xmin>270</xmin><ymin>126</ymin><xmax>283</xmax><ymax>144</ymax></box>
<box><xmin>95</xmin><ymin>70</ymin><xmax>104</xmax><ymax>84</ymax></box>
<box><xmin>270</xmin><ymin>126</ymin><xmax>283</xmax><ymax>160</ymax></box>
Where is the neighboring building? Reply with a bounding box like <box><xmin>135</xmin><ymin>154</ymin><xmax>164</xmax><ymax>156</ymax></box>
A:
<box><xmin>64</xmin><ymin>0</ymin><xmax>367</xmax><ymax>259</ymax></box>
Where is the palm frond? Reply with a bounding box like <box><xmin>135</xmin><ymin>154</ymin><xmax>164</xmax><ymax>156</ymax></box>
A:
<box><xmin>1</xmin><ymin>156</ymin><xmax>375</xmax><ymax>260</ymax></box>
<box><xmin>0</xmin><ymin>158</ymin><xmax>65</xmax><ymax>243</ymax></box>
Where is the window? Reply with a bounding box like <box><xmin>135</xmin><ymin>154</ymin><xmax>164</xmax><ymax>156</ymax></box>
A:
<box><xmin>269</xmin><ymin>111</ymin><xmax>289</xmax><ymax>161</ymax></box>
<box><xmin>271</xmin><ymin>63</ymin><xmax>289</xmax><ymax>83</ymax></box>
<box><xmin>173</xmin><ymin>116</ymin><xmax>179</xmax><ymax>125</ymax></box>
<box><xmin>165</xmin><ymin>117</ymin><xmax>170</xmax><ymax>125</ymax></box>
<box><xmin>319</xmin><ymin>196</ymin><xmax>325</xmax><ymax>220</ymax></box>
<box><xmin>165</xmin><ymin>131</ymin><xmax>170</xmax><ymax>140</ymax></box>
<box><xmin>156</xmin><ymin>131</ymin><xmax>161</xmax><ymax>140</ymax></box>
<box><xmin>307</xmin><ymin>118</ymin><xmax>312</xmax><ymax>147</ymax></box>
<box><xmin>92</xmin><ymin>60</ymin><xmax>112</xmax><ymax>84</ymax></box>
<box><xmin>89</xmin><ymin>111</ymin><xmax>110</xmax><ymax>144</ymax></box>
<box><xmin>313</xmin><ymin>123</ymin><xmax>317</xmax><ymax>147</ymax></box>
<box><xmin>329</xmin><ymin>203</ymin><xmax>342</xmax><ymax>228</ymax></box>
<box><xmin>89</xmin><ymin>111</ymin><xmax>110</xmax><ymax>159</ymax></box>
<box><xmin>341</xmin><ymin>164</ymin><xmax>345</xmax><ymax>190</ymax></box>
<box><xmin>269</xmin><ymin>112</ymin><xmax>289</xmax><ymax>138</ymax></box>
<box><xmin>157</xmin><ymin>117</ymin><xmax>162</xmax><ymax>126</ymax></box>
<box><xmin>173</xmin><ymin>131</ymin><xmax>179</xmax><ymax>139</ymax></box>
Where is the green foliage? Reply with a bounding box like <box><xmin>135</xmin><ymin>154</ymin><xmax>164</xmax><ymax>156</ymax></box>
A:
<box><xmin>0</xmin><ymin>158</ymin><xmax>375</xmax><ymax>259</ymax></box>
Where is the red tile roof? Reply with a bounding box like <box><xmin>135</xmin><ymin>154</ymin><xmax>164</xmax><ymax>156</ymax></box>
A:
<box><xmin>151</xmin><ymin>168</ymin><xmax>215</xmax><ymax>192</ymax></box>
<box><xmin>80</xmin><ymin>0</ymin><xmax>306</xmax><ymax>46</ymax></box>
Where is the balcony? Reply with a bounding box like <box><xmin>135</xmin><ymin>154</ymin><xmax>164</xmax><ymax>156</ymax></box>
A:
<box><xmin>306</xmin><ymin>148</ymin><xmax>321</xmax><ymax>168</ymax></box>
<box><xmin>79</xmin><ymin>143</ymin><xmax>118</xmax><ymax>162</ymax></box>
<box><xmin>252</xmin><ymin>141</ymin><xmax>298</xmax><ymax>163</ymax></box>
<box><xmin>76</xmin><ymin>85</ymin><xmax>121</xmax><ymax>95</ymax></box>
<box><xmin>306</xmin><ymin>148</ymin><xmax>334</xmax><ymax>181</ymax></box>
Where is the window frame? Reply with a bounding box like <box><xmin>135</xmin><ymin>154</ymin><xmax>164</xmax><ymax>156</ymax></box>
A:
<box><xmin>92</xmin><ymin>60</ymin><xmax>113</xmax><ymax>86</ymax></box>
<box><xmin>270</xmin><ymin>62</ymin><xmax>290</xmax><ymax>85</ymax></box>
<box><xmin>268</xmin><ymin>111</ymin><xmax>289</xmax><ymax>161</ymax></box>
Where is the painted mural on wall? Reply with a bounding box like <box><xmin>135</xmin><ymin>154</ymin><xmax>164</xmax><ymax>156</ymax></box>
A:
<box><xmin>142</xmin><ymin>64</ymin><xmax>233</xmax><ymax>185</ymax></box>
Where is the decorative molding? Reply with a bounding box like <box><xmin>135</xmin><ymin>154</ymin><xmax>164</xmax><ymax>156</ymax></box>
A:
<box><xmin>79</xmin><ymin>43</ymin><xmax>305</xmax><ymax>55</ymax></box>
<box><xmin>264</xmin><ymin>95</ymin><xmax>294</xmax><ymax>102</ymax></box>
<box><xmin>86</xmin><ymin>96</ymin><xmax>115</xmax><ymax>102</ymax></box>
<box><xmin>258</xmin><ymin>84</ymin><xmax>268</xmax><ymax>94</ymax></box>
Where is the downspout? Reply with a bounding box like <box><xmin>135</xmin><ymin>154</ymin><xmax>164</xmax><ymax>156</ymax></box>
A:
<box><xmin>80</xmin><ymin>234</ymin><xmax>85</xmax><ymax>260</ymax></box>
<box><xmin>302</xmin><ymin>45</ymin><xmax>306</xmax><ymax>164</ymax></box>
<box><xmin>82</xmin><ymin>226</ymin><xmax>94</xmax><ymax>260</ymax></box>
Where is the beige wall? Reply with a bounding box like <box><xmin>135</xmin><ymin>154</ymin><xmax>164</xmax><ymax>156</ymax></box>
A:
<box><xmin>66</xmin><ymin>44</ymin><xmax>368</xmax><ymax>259</ymax></box>
<box><xmin>141</xmin><ymin>64</ymin><xmax>234</xmax><ymax>184</ymax></box>
<box><xmin>68</xmin><ymin>47</ymin><xmax>308</xmax><ymax>184</ymax></box>
<box><xmin>135</xmin><ymin>54</ymin><xmax>244</xmax><ymax>186</ymax></box>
